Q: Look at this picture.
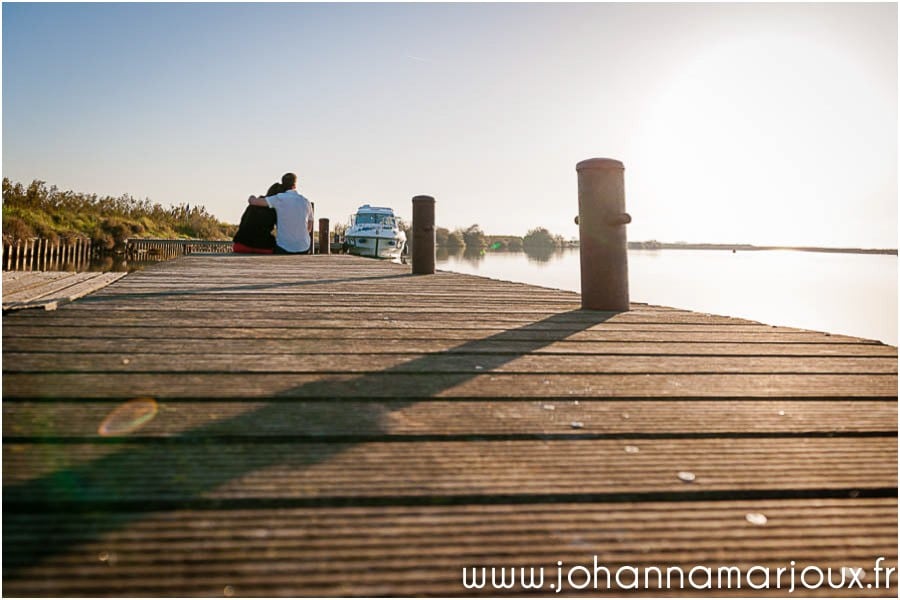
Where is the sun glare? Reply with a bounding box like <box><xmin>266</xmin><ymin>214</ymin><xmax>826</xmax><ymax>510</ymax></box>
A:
<box><xmin>630</xmin><ymin>28</ymin><xmax>894</xmax><ymax>246</ymax></box>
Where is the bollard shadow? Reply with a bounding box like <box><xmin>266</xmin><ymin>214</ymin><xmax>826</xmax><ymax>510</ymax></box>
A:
<box><xmin>3</xmin><ymin>308</ymin><xmax>615</xmax><ymax>582</ymax></box>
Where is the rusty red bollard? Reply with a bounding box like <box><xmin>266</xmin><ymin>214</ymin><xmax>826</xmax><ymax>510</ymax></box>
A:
<box><xmin>576</xmin><ymin>158</ymin><xmax>631</xmax><ymax>311</ymax></box>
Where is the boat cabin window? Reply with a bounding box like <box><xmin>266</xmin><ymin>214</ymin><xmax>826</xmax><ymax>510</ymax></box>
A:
<box><xmin>354</xmin><ymin>213</ymin><xmax>396</xmax><ymax>227</ymax></box>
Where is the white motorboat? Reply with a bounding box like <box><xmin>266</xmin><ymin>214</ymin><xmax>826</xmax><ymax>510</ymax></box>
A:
<box><xmin>344</xmin><ymin>205</ymin><xmax>407</xmax><ymax>259</ymax></box>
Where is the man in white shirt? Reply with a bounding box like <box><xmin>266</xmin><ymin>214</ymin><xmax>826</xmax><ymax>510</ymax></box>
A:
<box><xmin>247</xmin><ymin>172</ymin><xmax>314</xmax><ymax>253</ymax></box>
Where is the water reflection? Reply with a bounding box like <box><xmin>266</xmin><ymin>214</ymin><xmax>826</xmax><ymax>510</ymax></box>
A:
<box><xmin>462</xmin><ymin>246</ymin><xmax>486</xmax><ymax>264</ymax></box>
<box><xmin>436</xmin><ymin>247</ymin><xmax>898</xmax><ymax>346</ymax></box>
<box><xmin>437</xmin><ymin>245</ymin><xmax>567</xmax><ymax>264</ymax></box>
<box><xmin>523</xmin><ymin>245</ymin><xmax>563</xmax><ymax>263</ymax></box>
<box><xmin>84</xmin><ymin>257</ymin><xmax>158</xmax><ymax>273</ymax></box>
<box><xmin>4</xmin><ymin>253</ymin><xmax>178</xmax><ymax>274</ymax></box>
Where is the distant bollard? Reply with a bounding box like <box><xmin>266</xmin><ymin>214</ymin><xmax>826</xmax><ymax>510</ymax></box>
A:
<box><xmin>411</xmin><ymin>195</ymin><xmax>435</xmax><ymax>275</ymax></box>
<box><xmin>318</xmin><ymin>218</ymin><xmax>330</xmax><ymax>255</ymax></box>
<box><xmin>576</xmin><ymin>158</ymin><xmax>630</xmax><ymax>311</ymax></box>
<box><xmin>309</xmin><ymin>201</ymin><xmax>316</xmax><ymax>254</ymax></box>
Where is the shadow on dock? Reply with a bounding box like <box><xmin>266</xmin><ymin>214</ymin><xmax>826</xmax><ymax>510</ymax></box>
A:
<box><xmin>4</xmin><ymin>309</ymin><xmax>613</xmax><ymax>574</ymax></box>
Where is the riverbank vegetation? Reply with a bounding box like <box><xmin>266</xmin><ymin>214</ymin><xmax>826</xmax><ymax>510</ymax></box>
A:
<box><xmin>2</xmin><ymin>178</ymin><xmax>237</xmax><ymax>250</ymax></box>
<box><xmin>434</xmin><ymin>225</ymin><xmax>569</xmax><ymax>252</ymax></box>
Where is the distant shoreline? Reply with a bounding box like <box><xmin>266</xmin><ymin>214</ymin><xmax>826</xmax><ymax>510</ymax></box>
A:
<box><xmin>626</xmin><ymin>242</ymin><xmax>897</xmax><ymax>256</ymax></box>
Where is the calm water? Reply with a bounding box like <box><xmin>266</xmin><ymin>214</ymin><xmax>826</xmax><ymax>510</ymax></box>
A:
<box><xmin>436</xmin><ymin>248</ymin><xmax>898</xmax><ymax>346</ymax></box>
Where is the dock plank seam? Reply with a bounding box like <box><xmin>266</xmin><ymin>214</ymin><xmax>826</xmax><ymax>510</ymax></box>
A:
<box><xmin>5</xmin><ymin>488</ymin><xmax>898</xmax><ymax>513</ymax></box>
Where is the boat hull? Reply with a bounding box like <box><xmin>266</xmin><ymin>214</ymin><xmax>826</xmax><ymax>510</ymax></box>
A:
<box><xmin>345</xmin><ymin>234</ymin><xmax>406</xmax><ymax>259</ymax></box>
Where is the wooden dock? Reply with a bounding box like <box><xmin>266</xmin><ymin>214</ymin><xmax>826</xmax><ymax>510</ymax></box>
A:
<box><xmin>2</xmin><ymin>254</ymin><xmax>897</xmax><ymax>596</ymax></box>
<box><xmin>3</xmin><ymin>271</ymin><xmax>127</xmax><ymax>312</ymax></box>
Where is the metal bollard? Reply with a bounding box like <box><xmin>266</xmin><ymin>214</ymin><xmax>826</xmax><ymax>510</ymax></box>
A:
<box><xmin>411</xmin><ymin>195</ymin><xmax>435</xmax><ymax>275</ymax></box>
<box><xmin>318</xmin><ymin>218</ymin><xmax>330</xmax><ymax>255</ymax></box>
<box><xmin>576</xmin><ymin>158</ymin><xmax>630</xmax><ymax>311</ymax></box>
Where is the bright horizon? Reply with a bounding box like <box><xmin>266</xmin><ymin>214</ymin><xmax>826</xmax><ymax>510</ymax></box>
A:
<box><xmin>2</xmin><ymin>2</ymin><xmax>897</xmax><ymax>248</ymax></box>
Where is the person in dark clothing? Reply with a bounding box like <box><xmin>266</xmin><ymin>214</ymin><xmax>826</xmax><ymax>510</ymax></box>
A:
<box><xmin>232</xmin><ymin>182</ymin><xmax>281</xmax><ymax>254</ymax></box>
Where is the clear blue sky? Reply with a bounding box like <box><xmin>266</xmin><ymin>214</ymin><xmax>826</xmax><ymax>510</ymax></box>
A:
<box><xmin>3</xmin><ymin>2</ymin><xmax>897</xmax><ymax>247</ymax></box>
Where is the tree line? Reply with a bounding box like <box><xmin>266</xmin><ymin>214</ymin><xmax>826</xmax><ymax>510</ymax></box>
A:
<box><xmin>2</xmin><ymin>178</ymin><xmax>236</xmax><ymax>251</ymax></box>
<box><xmin>433</xmin><ymin>224</ymin><xmax>568</xmax><ymax>251</ymax></box>
<box><xmin>2</xmin><ymin>177</ymin><xmax>571</xmax><ymax>254</ymax></box>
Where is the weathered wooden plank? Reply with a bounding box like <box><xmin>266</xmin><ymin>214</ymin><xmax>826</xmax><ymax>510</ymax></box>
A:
<box><xmin>49</xmin><ymin>273</ymin><xmax>126</xmax><ymax>301</ymax></box>
<box><xmin>48</xmin><ymin>301</ymin><xmax>773</xmax><ymax>322</ymax></box>
<box><xmin>85</xmin><ymin>270</ymin><xmax>573</xmax><ymax>292</ymax></box>
<box><xmin>6</xmin><ymin>498</ymin><xmax>895</xmax><ymax>540</ymax></box>
<box><xmin>4</xmin><ymin>438</ymin><xmax>896</xmax><ymax>502</ymax></box>
<box><xmin>1</xmin><ymin>271</ymin><xmax>78</xmax><ymax>295</ymax></box>
<box><xmin>0</xmin><ymin>313</ymin><xmax>824</xmax><ymax>332</ymax></box>
<box><xmin>3</xmin><ymin>272</ymin><xmax>95</xmax><ymax>303</ymax></box>
<box><xmin>1</xmin><ymin>270</ymin><xmax>37</xmax><ymax>283</ymax></box>
<box><xmin>2</xmin><ymin>298</ymin><xmax>62</xmax><ymax>311</ymax></box>
<box><xmin>24</xmin><ymin>302</ymin><xmax>871</xmax><ymax>337</ymax></box>
<box><xmin>3</xmin><ymin>272</ymin><xmax>127</xmax><ymax>312</ymax></box>
<box><xmin>1</xmin><ymin>325</ymin><xmax>872</xmax><ymax>344</ymax></box>
<box><xmin>3</xmin><ymin>400</ymin><xmax>895</xmax><ymax>438</ymax></box>
<box><xmin>94</xmin><ymin>282</ymin><xmax>580</xmax><ymax>295</ymax></box>
<box><xmin>66</xmin><ymin>303</ymin><xmax>831</xmax><ymax>346</ymax></box>
<box><xmin>3</xmin><ymin>372</ymin><xmax>896</xmax><ymax>399</ymax></box>
<box><xmin>5</xmin><ymin>337</ymin><xmax>895</xmax><ymax>356</ymax></box>
<box><xmin>3</xmin><ymin>352</ymin><xmax>896</xmax><ymax>375</ymax></box>
<box><xmin>0</xmin><ymin>307</ymin><xmax>743</xmax><ymax>323</ymax></box>
<box><xmin>2</xmin><ymin>499</ymin><xmax>896</xmax><ymax>596</ymax></box>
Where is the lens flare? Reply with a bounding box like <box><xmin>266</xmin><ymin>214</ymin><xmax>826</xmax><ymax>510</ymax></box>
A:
<box><xmin>98</xmin><ymin>399</ymin><xmax>158</xmax><ymax>436</ymax></box>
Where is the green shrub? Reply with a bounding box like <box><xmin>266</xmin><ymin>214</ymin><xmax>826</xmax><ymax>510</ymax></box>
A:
<box><xmin>463</xmin><ymin>224</ymin><xmax>486</xmax><ymax>249</ymax></box>
<box><xmin>445</xmin><ymin>230</ymin><xmax>465</xmax><ymax>249</ymax></box>
<box><xmin>2</xmin><ymin>177</ymin><xmax>235</xmax><ymax>244</ymax></box>
<box><xmin>2</xmin><ymin>214</ymin><xmax>35</xmax><ymax>241</ymax></box>
<box><xmin>523</xmin><ymin>227</ymin><xmax>559</xmax><ymax>249</ymax></box>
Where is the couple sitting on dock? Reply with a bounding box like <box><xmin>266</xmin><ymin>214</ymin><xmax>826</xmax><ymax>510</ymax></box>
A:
<box><xmin>232</xmin><ymin>172</ymin><xmax>314</xmax><ymax>255</ymax></box>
